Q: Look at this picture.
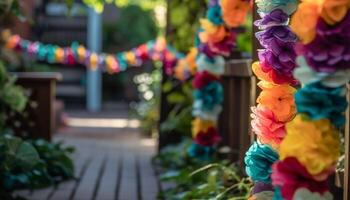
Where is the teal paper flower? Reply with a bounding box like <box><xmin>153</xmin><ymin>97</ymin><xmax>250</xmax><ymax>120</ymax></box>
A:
<box><xmin>206</xmin><ymin>5</ymin><xmax>223</xmax><ymax>25</ymax></box>
<box><xmin>256</xmin><ymin>0</ymin><xmax>298</xmax><ymax>16</ymax></box>
<box><xmin>295</xmin><ymin>83</ymin><xmax>347</xmax><ymax>127</ymax></box>
<box><xmin>188</xmin><ymin>143</ymin><xmax>214</xmax><ymax>160</ymax></box>
<box><xmin>245</xmin><ymin>142</ymin><xmax>279</xmax><ymax>183</ymax></box>
<box><xmin>192</xmin><ymin>103</ymin><xmax>222</xmax><ymax>121</ymax></box>
<box><xmin>196</xmin><ymin>54</ymin><xmax>225</xmax><ymax>75</ymax></box>
<box><xmin>193</xmin><ymin>81</ymin><xmax>223</xmax><ymax>111</ymax></box>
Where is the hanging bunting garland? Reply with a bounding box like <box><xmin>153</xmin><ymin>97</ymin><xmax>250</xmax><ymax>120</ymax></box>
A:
<box><xmin>245</xmin><ymin>0</ymin><xmax>299</xmax><ymax>199</ymax></box>
<box><xmin>2</xmin><ymin>30</ymin><xmax>183</xmax><ymax>75</ymax></box>
<box><xmin>183</xmin><ymin>0</ymin><xmax>251</xmax><ymax>160</ymax></box>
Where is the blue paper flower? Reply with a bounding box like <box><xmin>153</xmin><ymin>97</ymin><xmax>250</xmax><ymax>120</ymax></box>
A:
<box><xmin>245</xmin><ymin>142</ymin><xmax>279</xmax><ymax>183</ymax></box>
<box><xmin>273</xmin><ymin>187</ymin><xmax>284</xmax><ymax>200</ymax></box>
<box><xmin>295</xmin><ymin>83</ymin><xmax>347</xmax><ymax>127</ymax></box>
<box><xmin>206</xmin><ymin>5</ymin><xmax>223</xmax><ymax>25</ymax></box>
<box><xmin>193</xmin><ymin>81</ymin><xmax>223</xmax><ymax>111</ymax></box>
<box><xmin>187</xmin><ymin>143</ymin><xmax>214</xmax><ymax>160</ymax></box>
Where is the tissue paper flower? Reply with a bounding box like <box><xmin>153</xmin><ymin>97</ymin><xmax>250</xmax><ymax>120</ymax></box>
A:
<box><xmin>321</xmin><ymin>0</ymin><xmax>349</xmax><ymax>25</ymax></box>
<box><xmin>256</xmin><ymin>0</ymin><xmax>298</xmax><ymax>16</ymax></box>
<box><xmin>251</xmin><ymin>105</ymin><xmax>286</xmax><ymax>149</ymax></box>
<box><xmin>196</xmin><ymin>54</ymin><xmax>225</xmax><ymax>75</ymax></box>
<box><xmin>293</xmin><ymin>188</ymin><xmax>333</xmax><ymax>200</ymax></box>
<box><xmin>200</xmin><ymin>19</ymin><xmax>219</xmax><ymax>35</ymax></box>
<box><xmin>193</xmin><ymin>82</ymin><xmax>223</xmax><ymax>110</ymax></box>
<box><xmin>295</xmin><ymin>13</ymin><xmax>350</xmax><ymax>73</ymax></box>
<box><xmin>194</xmin><ymin>127</ymin><xmax>221</xmax><ymax>146</ymax></box>
<box><xmin>193</xmin><ymin>103</ymin><xmax>222</xmax><ymax>121</ymax></box>
<box><xmin>248</xmin><ymin>191</ymin><xmax>274</xmax><ymax>200</ymax></box>
<box><xmin>192</xmin><ymin>71</ymin><xmax>219</xmax><ymax>89</ymax></box>
<box><xmin>206</xmin><ymin>25</ymin><xmax>228</xmax><ymax>43</ymax></box>
<box><xmin>221</xmin><ymin>0</ymin><xmax>251</xmax><ymax>28</ymax></box>
<box><xmin>186</xmin><ymin>48</ymin><xmax>198</xmax><ymax>74</ymax></box>
<box><xmin>174</xmin><ymin>59</ymin><xmax>189</xmax><ymax>81</ymax></box>
<box><xmin>188</xmin><ymin>143</ymin><xmax>214</xmax><ymax>160</ymax></box>
<box><xmin>271</xmin><ymin>157</ymin><xmax>329</xmax><ymax>200</ymax></box>
<box><xmin>206</xmin><ymin>5</ymin><xmax>223</xmax><ymax>25</ymax></box>
<box><xmin>294</xmin><ymin>56</ymin><xmax>350</xmax><ymax>88</ymax></box>
<box><xmin>192</xmin><ymin>118</ymin><xmax>216</xmax><ymax>138</ymax></box>
<box><xmin>290</xmin><ymin>1</ymin><xmax>321</xmax><ymax>44</ymax></box>
<box><xmin>252</xmin><ymin>182</ymin><xmax>274</xmax><ymax>194</ymax></box>
<box><xmin>252</xmin><ymin>62</ymin><xmax>297</xmax><ymax>85</ymax></box>
<box><xmin>257</xmin><ymin>82</ymin><xmax>296</xmax><ymax>122</ymax></box>
<box><xmin>208</xmin><ymin>30</ymin><xmax>236</xmax><ymax>56</ymax></box>
<box><xmin>295</xmin><ymin>83</ymin><xmax>347</xmax><ymax>127</ymax></box>
<box><xmin>256</xmin><ymin>26</ymin><xmax>297</xmax><ymax>49</ymax></box>
<box><xmin>254</xmin><ymin>9</ymin><xmax>289</xmax><ymax>29</ymax></box>
<box><xmin>280</xmin><ymin>115</ymin><xmax>340</xmax><ymax>175</ymax></box>
<box><xmin>258</xmin><ymin>48</ymin><xmax>296</xmax><ymax>76</ymax></box>
<box><xmin>245</xmin><ymin>142</ymin><xmax>279</xmax><ymax>183</ymax></box>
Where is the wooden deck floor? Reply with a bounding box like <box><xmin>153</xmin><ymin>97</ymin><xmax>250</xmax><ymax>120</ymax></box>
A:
<box><xmin>14</xmin><ymin>108</ymin><xmax>159</xmax><ymax>200</ymax></box>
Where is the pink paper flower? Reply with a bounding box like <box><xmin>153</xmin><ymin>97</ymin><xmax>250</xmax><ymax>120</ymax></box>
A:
<box><xmin>194</xmin><ymin>127</ymin><xmax>221</xmax><ymax>146</ymax></box>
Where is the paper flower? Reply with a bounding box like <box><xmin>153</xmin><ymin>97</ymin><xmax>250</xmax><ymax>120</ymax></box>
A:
<box><xmin>293</xmin><ymin>188</ymin><xmax>333</xmax><ymax>200</ymax></box>
<box><xmin>256</xmin><ymin>0</ymin><xmax>298</xmax><ymax>16</ymax></box>
<box><xmin>193</xmin><ymin>103</ymin><xmax>222</xmax><ymax>121</ymax></box>
<box><xmin>271</xmin><ymin>157</ymin><xmax>330</xmax><ymax>200</ymax></box>
<box><xmin>193</xmin><ymin>81</ymin><xmax>223</xmax><ymax>110</ymax></box>
<box><xmin>221</xmin><ymin>0</ymin><xmax>251</xmax><ymax>28</ymax></box>
<box><xmin>251</xmin><ymin>105</ymin><xmax>286</xmax><ymax>149</ymax></box>
<box><xmin>252</xmin><ymin>62</ymin><xmax>297</xmax><ymax>85</ymax></box>
<box><xmin>185</xmin><ymin>48</ymin><xmax>197</xmax><ymax>74</ymax></box>
<box><xmin>321</xmin><ymin>0</ymin><xmax>349</xmax><ymax>25</ymax></box>
<box><xmin>295</xmin><ymin>13</ymin><xmax>350</xmax><ymax>73</ymax></box>
<box><xmin>248</xmin><ymin>191</ymin><xmax>274</xmax><ymax>200</ymax></box>
<box><xmin>206</xmin><ymin>5</ymin><xmax>223</xmax><ymax>25</ymax></box>
<box><xmin>252</xmin><ymin>181</ymin><xmax>274</xmax><ymax>194</ymax></box>
<box><xmin>294</xmin><ymin>56</ymin><xmax>350</xmax><ymax>88</ymax></box>
<box><xmin>192</xmin><ymin>118</ymin><xmax>216</xmax><ymax>138</ymax></box>
<box><xmin>256</xmin><ymin>26</ymin><xmax>297</xmax><ymax>49</ymax></box>
<box><xmin>208</xmin><ymin>30</ymin><xmax>236</xmax><ymax>56</ymax></box>
<box><xmin>188</xmin><ymin>143</ymin><xmax>214</xmax><ymax>160</ymax></box>
<box><xmin>295</xmin><ymin>83</ymin><xmax>347</xmax><ymax>127</ymax></box>
<box><xmin>280</xmin><ymin>115</ymin><xmax>340</xmax><ymax>175</ymax></box>
<box><xmin>192</xmin><ymin>71</ymin><xmax>219</xmax><ymax>89</ymax></box>
<box><xmin>174</xmin><ymin>59</ymin><xmax>189</xmax><ymax>81</ymax></box>
<box><xmin>196</xmin><ymin>54</ymin><xmax>225</xmax><ymax>75</ymax></box>
<box><xmin>258</xmin><ymin>47</ymin><xmax>296</xmax><ymax>76</ymax></box>
<box><xmin>254</xmin><ymin>9</ymin><xmax>289</xmax><ymax>29</ymax></box>
<box><xmin>257</xmin><ymin>82</ymin><xmax>296</xmax><ymax>122</ymax></box>
<box><xmin>245</xmin><ymin>142</ymin><xmax>279</xmax><ymax>183</ymax></box>
<box><xmin>194</xmin><ymin>127</ymin><xmax>221</xmax><ymax>146</ymax></box>
<box><xmin>290</xmin><ymin>1</ymin><xmax>321</xmax><ymax>44</ymax></box>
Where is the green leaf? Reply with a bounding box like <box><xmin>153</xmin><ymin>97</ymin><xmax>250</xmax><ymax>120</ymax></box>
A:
<box><xmin>15</xmin><ymin>141</ymin><xmax>41</xmax><ymax>170</ymax></box>
<box><xmin>167</xmin><ymin>92</ymin><xmax>185</xmax><ymax>104</ymax></box>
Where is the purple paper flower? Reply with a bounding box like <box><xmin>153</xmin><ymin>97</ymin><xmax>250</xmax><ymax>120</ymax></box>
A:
<box><xmin>258</xmin><ymin>47</ymin><xmax>296</xmax><ymax>75</ymax></box>
<box><xmin>296</xmin><ymin>13</ymin><xmax>350</xmax><ymax>73</ymax></box>
<box><xmin>254</xmin><ymin>9</ymin><xmax>289</xmax><ymax>28</ymax></box>
<box><xmin>256</xmin><ymin>26</ymin><xmax>297</xmax><ymax>48</ymax></box>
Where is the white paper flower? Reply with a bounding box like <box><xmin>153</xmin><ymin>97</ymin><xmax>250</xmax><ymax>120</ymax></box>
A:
<box><xmin>294</xmin><ymin>56</ymin><xmax>350</xmax><ymax>88</ymax></box>
<box><xmin>293</xmin><ymin>188</ymin><xmax>333</xmax><ymax>200</ymax></box>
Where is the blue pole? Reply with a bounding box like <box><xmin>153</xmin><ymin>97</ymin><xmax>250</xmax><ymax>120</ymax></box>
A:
<box><xmin>87</xmin><ymin>7</ymin><xmax>102</xmax><ymax>112</ymax></box>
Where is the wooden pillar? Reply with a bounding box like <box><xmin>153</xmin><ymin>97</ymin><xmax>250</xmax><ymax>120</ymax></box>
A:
<box><xmin>344</xmin><ymin>84</ymin><xmax>350</xmax><ymax>200</ymax></box>
<box><xmin>219</xmin><ymin>59</ymin><xmax>256</xmax><ymax>168</ymax></box>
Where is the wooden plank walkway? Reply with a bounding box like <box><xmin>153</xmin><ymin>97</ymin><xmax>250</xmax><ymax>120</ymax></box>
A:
<box><xmin>14</xmin><ymin>108</ymin><xmax>159</xmax><ymax>200</ymax></box>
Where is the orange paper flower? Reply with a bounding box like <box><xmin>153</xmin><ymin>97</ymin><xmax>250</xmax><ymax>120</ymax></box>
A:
<box><xmin>257</xmin><ymin>82</ymin><xmax>296</xmax><ymax>122</ymax></box>
<box><xmin>321</xmin><ymin>0</ymin><xmax>350</xmax><ymax>25</ymax></box>
<box><xmin>221</xmin><ymin>0</ymin><xmax>251</xmax><ymax>28</ymax></box>
<box><xmin>186</xmin><ymin>48</ymin><xmax>197</xmax><ymax>75</ymax></box>
<box><xmin>290</xmin><ymin>1</ymin><xmax>322</xmax><ymax>44</ymax></box>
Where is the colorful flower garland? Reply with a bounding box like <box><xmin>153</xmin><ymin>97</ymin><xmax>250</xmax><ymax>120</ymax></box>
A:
<box><xmin>2</xmin><ymin>30</ymin><xmax>182</xmax><ymax>75</ymax></box>
<box><xmin>182</xmin><ymin>0</ymin><xmax>251</xmax><ymax>160</ymax></box>
<box><xmin>270</xmin><ymin>0</ymin><xmax>350</xmax><ymax>199</ymax></box>
<box><xmin>244</xmin><ymin>0</ymin><xmax>299</xmax><ymax>199</ymax></box>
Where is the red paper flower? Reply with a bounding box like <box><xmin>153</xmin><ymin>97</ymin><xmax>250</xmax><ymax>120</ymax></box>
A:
<box><xmin>271</xmin><ymin>157</ymin><xmax>329</xmax><ymax>200</ymax></box>
<box><xmin>194</xmin><ymin>127</ymin><xmax>221</xmax><ymax>146</ymax></box>
<box><xmin>193</xmin><ymin>71</ymin><xmax>220</xmax><ymax>89</ymax></box>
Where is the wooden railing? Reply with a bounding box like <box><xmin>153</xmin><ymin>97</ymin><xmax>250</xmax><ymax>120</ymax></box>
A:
<box><xmin>6</xmin><ymin>72</ymin><xmax>62</xmax><ymax>141</ymax></box>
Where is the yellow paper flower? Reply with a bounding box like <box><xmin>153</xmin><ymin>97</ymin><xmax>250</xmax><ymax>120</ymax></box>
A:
<box><xmin>89</xmin><ymin>53</ymin><xmax>99</xmax><ymax>70</ymax></box>
<box><xmin>125</xmin><ymin>51</ymin><xmax>137</xmax><ymax>66</ymax></box>
<box><xmin>257</xmin><ymin>81</ymin><xmax>296</xmax><ymax>122</ymax></box>
<box><xmin>77</xmin><ymin>45</ymin><xmax>86</xmax><ymax>62</ymax></box>
<box><xmin>55</xmin><ymin>48</ymin><xmax>64</xmax><ymax>63</ymax></box>
<box><xmin>192</xmin><ymin>118</ymin><xmax>216</xmax><ymax>138</ymax></box>
<box><xmin>280</xmin><ymin>114</ymin><xmax>340</xmax><ymax>176</ymax></box>
<box><xmin>200</xmin><ymin>18</ymin><xmax>219</xmax><ymax>34</ymax></box>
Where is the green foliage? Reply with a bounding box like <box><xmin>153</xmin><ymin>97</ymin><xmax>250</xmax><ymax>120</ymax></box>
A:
<box><xmin>155</xmin><ymin>140</ymin><xmax>252</xmax><ymax>200</ymax></box>
<box><xmin>83</xmin><ymin>0</ymin><xmax>165</xmax><ymax>12</ymax></box>
<box><xmin>236</xmin><ymin>14</ymin><xmax>253</xmax><ymax>55</ymax></box>
<box><xmin>0</xmin><ymin>0</ymin><xmax>25</xmax><ymax>21</ymax></box>
<box><xmin>167</xmin><ymin>0</ymin><xmax>207</xmax><ymax>52</ymax></box>
<box><xmin>103</xmin><ymin>5</ymin><xmax>158</xmax><ymax>51</ymax></box>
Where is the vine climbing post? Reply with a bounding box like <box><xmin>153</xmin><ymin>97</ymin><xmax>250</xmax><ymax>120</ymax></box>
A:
<box><xmin>87</xmin><ymin>7</ymin><xmax>102</xmax><ymax>112</ymax></box>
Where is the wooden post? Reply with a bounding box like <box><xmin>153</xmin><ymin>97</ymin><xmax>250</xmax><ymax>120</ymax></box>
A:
<box><xmin>6</xmin><ymin>72</ymin><xmax>62</xmax><ymax>141</ymax></box>
<box><xmin>219</xmin><ymin>59</ymin><xmax>256</xmax><ymax>168</ymax></box>
<box><xmin>344</xmin><ymin>84</ymin><xmax>350</xmax><ymax>200</ymax></box>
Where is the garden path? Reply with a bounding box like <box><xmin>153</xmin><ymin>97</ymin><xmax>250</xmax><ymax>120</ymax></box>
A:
<box><xmin>15</xmin><ymin>104</ymin><xmax>159</xmax><ymax>200</ymax></box>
